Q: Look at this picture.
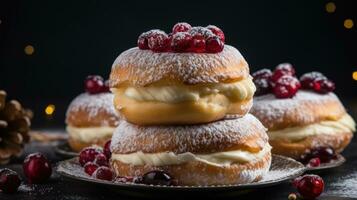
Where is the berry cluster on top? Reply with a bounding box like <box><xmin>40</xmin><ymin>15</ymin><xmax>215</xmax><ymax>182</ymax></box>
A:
<box><xmin>84</xmin><ymin>75</ymin><xmax>110</xmax><ymax>94</ymax></box>
<box><xmin>137</xmin><ymin>22</ymin><xmax>225</xmax><ymax>53</ymax></box>
<box><xmin>252</xmin><ymin>63</ymin><xmax>335</xmax><ymax>98</ymax></box>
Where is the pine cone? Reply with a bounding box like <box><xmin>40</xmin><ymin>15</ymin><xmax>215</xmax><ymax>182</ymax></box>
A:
<box><xmin>0</xmin><ymin>90</ymin><xmax>33</xmax><ymax>165</ymax></box>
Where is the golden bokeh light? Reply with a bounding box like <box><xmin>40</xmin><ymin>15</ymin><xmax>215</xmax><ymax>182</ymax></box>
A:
<box><xmin>325</xmin><ymin>2</ymin><xmax>336</xmax><ymax>13</ymax></box>
<box><xmin>353</xmin><ymin>71</ymin><xmax>357</xmax><ymax>81</ymax></box>
<box><xmin>45</xmin><ymin>104</ymin><xmax>56</xmax><ymax>115</ymax></box>
<box><xmin>344</xmin><ymin>19</ymin><xmax>354</xmax><ymax>29</ymax></box>
<box><xmin>24</xmin><ymin>45</ymin><xmax>35</xmax><ymax>55</ymax></box>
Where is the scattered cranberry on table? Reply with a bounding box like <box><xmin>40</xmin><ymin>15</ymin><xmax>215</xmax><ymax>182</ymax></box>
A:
<box><xmin>84</xmin><ymin>162</ymin><xmax>99</xmax><ymax>176</ymax></box>
<box><xmin>0</xmin><ymin>168</ymin><xmax>21</xmax><ymax>194</ymax></box>
<box><xmin>92</xmin><ymin>166</ymin><xmax>113</xmax><ymax>181</ymax></box>
<box><xmin>103</xmin><ymin>140</ymin><xmax>112</xmax><ymax>159</ymax></box>
<box><xmin>79</xmin><ymin>147</ymin><xmax>103</xmax><ymax>166</ymax></box>
<box><xmin>137</xmin><ymin>22</ymin><xmax>225</xmax><ymax>53</ymax></box>
<box><xmin>292</xmin><ymin>174</ymin><xmax>324</xmax><ymax>199</ymax></box>
<box><xmin>23</xmin><ymin>153</ymin><xmax>52</xmax><ymax>184</ymax></box>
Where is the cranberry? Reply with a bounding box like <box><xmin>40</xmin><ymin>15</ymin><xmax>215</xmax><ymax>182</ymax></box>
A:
<box><xmin>79</xmin><ymin>147</ymin><xmax>103</xmax><ymax>166</ymax></box>
<box><xmin>206</xmin><ymin>36</ymin><xmax>224</xmax><ymax>53</ymax></box>
<box><xmin>84</xmin><ymin>75</ymin><xmax>105</xmax><ymax>94</ymax></box>
<box><xmin>188</xmin><ymin>26</ymin><xmax>214</xmax><ymax>39</ymax></box>
<box><xmin>137</xmin><ymin>31</ymin><xmax>152</xmax><ymax>50</ymax></box>
<box><xmin>300</xmin><ymin>72</ymin><xmax>326</xmax><ymax>89</ymax></box>
<box><xmin>172</xmin><ymin>22</ymin><xmax>192</xmax><ymax>33</ymax></box>
<box><xmin>207</xmin><ymin>25</ymin><xmax>225</xmax><ymax>42</ymax></box>
<box><xmin>189</xmin><ymin>35</ymin><xmax>206</xmax><ymax>53</ymax></box>
<box><xmin>0</xmin><ymin>168</ymin><xmax>21</xmax><ymax>194</ymax></box>
<box><xmin>101</xmin><ymin>80</ymin><xmax>110</xmax><ymax>93</ymax></box>
<box><xmin>114</xmin><ymin>176</ymin><xmax>134</xmax><ymax>183</ymax></box>
<box><xmin>170</xmin><ymin>32</ymin><xmax>192</xmax><ymax>52</ymax></box>
<box><xmin>92</xmin><ymin>166</ymin><xmax>113</xmax><ymax>181</ymax></box>
<box><xmin>294</xmin><ymin>174</ymin><xmax>324</xmax><ymax>199</ymax></box>
<box><xmin>254</xmin><ymin>78</ymin><xmax>272</xmax><ymax>96</ymax></box>
<box><xmin>252</xmin><ymin>69</ymin><xmax>273</xmax><ymax>80</ymax></box>
<box><xmin>142</xmin><ymin>170</ymin><xmax>173</xmax><ymax>186</ymax></box>
<box><xmin>147</xmin><ymin>30</ymin><xmax>169</xmax><ymax>52</ymax></box>
<box><xmin>313</xmin><ymin>78</ymin><xmax>335</xmax><ymax>94</ymax></box>
<box><xmin>84</xmin><ymin>162</ymin><xmax>99</xmax><ymax>176</ymax></box>
<box><xmin>310</xmin><ymin>147</ymin><xmax>336</xmax><ymax>163</ymax></box>
<box><xmin>307</xmin><ymin>157</ymin><xmax>321</xmax><ymax>167</ymax></box>
<box><xmin>273</xmin><ymin>75</ymin><xmax>301</xmax><ymax>98</ymax></box>
<box><xmin>275</xmin><ymin>63</ymin><xmax>295</xmax><ymax>76</ymax></box>
<box><xmin>94</xmin><ymin>153</ymin><xmax>108</xmax><ymax>167</ymax></box>
<box><xmin>23</xmin><ymin>153</ymin><xmax>52</xmax><ymax>184</ymax></box>
<box><xmin>103</xmin><ymin>140</ymin><xmax>111</xmax><ymax>159</ymax></box>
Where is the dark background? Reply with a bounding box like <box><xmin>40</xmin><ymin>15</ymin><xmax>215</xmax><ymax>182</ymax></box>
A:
<box><xmin>0</xmin><ymin>0</ymin><xmax>356</xmax><ymax>128</ymax></box>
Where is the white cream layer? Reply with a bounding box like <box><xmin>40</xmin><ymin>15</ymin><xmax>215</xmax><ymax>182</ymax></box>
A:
<box><xmin>268</xmin><ymin>114</ymin><xmax>356</xmax><ymax>141</ymax></box>
<box><xmin>123</xmin><ymin>78</ymin><xmax>256</xmax><ymax>103</ymax></box>
<box><xmin>112</xmin><ymin>145</ymin><xmax>271</xmax><ymax>167</ymax></box>
<box><xmin>66</xmin><ymin>126</ymin><xmax>115</xmax><ymax>143</ymax></box>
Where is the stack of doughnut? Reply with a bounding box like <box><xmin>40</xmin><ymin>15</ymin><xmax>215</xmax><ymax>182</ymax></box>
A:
<box><xmin>108</xmin><ymin>24</ymin><xmax>272</xmax><ymax>186</ymax></box>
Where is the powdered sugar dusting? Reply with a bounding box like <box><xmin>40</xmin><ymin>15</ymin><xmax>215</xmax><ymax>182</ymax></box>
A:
<box><xmin>327</xmin><ymin>172</ymin><xmax>357</xmax><ymax>198</ymax></box>
<box><xmin>66</xmin><ymin>93</ymin><xmax>120</xmax><ymax>126</ymax></box>
<box><xmin>250</xmin><ymin>90</ymin><xmax>344</xmax><ymax>129</ymax></box>
<box><xmin>110</xmin><ymin>45</ymin><xmax>248</xmax><ymax>86</ymax></box>
<box><xmin>111</xmin><ymin>114</ymin><xmax>268</xmax><ymax>154</ymax></box>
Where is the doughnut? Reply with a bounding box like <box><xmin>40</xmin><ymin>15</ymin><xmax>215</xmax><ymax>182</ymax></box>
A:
<box><xmin>250</xmin><ymin>90</ymin><xmax>356</xmax><ymax>159</ymax></box>
<box><xmin>109</xmin><ymin>114</ymin><xmax>272</xmax><ymax>186</ymax></box>
<box><xmin>109</xmin><ymin>45</ymin><xmax>256</xmax><ymax>125</ymax></box>
<box><xmin>65</xmin><ymin>93</ymin><xmax>120</xmax><ymax>152</ymax></box>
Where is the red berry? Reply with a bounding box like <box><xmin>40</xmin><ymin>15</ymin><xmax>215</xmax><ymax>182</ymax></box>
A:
<box><xmin>92</xmin><ymin>166</ymin><xmax>113</xmax><ymax>181</ymax></box>
<box><xmin>84</xmin><ymin>75</ymin><xmax>105</xmax><ymax>94</ymax></box>
<box><xmin>254</xmin><ymin>78</ymin><xmax>272</xmax><ymax>96</ymax></box>
<box><xmin>310</xmin><ymin>147</ymin><xmax>336</xmax><ymax>163</ymax></box>
<box><xmin>206</xmin><ymin>36</ymin><xmax>224</xmax><ymax>53</ymax></box>
<box><xmin>275</xmin><ymin>63</ymin><xmax>295</xmax><ymax>76</ymax></box>
<box><xmin>94</xmin><ymin>153</ymin><xmax>108</xmax><ymax>167</ymax></box>
<box><xmin>147</xmin><ymin>30</ymin><xmax>169</xmax><ymax>52</ymax></box>
<box><xmin>206</xmin><ymin>25</ymin><xmax>225</xmax><ymax>43</ymax></box>
<box><xmin>172</xmin><ymin>22</ymin><xmax>192</xmax><ymax>33</ymax></box>
<box><xmin>84</xmin><ymin>162</ymin><xmax>99</xmax><ymax>176</ymax></box>
<box><xmin>79</xmin><ymin>147</ymin><xmax>102</xmax><ymax>166</ymax></box>
<box><xmin>23</xmin><ymin>153</ymin><xmax>52</xmax><ymax>184</ymax></box>
<box><xmin>188</xmin><ymin>26</ymin><xmax>214</xmax><ymax>39</ymax></box>
<box><xmin>273</xmin><ymin>75</ymin><xmax>301</xmax><ymax>98</ymax></box>
<box><xmin>189</xmin><ymin>35</ymin><xmax>206</xmax><ymax>53</ymax></box>
<box><xmin>252</xmin><ymin>69</ymin><xmax>273</xmax><ymax>80</ymax></box>
<box><xmin>0</xmin><ymin>168</ymin><xmax>21</xmax><ymax>194</ymax></box>
<box><xmin>103</xmin><ymin>140</ymin><xmax>111</xmax><ymax>159</ymax></box>
<box><xmin>313</xmin><ymin>78</ymin><xmax>335</xmax><ymax>94</ymax></box>
<box><xmin>300</xmin><ymin>72</ymin><xmax>326</xmax><ymax>89</ymax></box>
<box><xmin>170</xmin><ymin>32</ymin><xmax>192</xmax><ymax>52</ymax></box>
<box><xmin>142</xmin><ymin>170</ymin><xmax>173</xmax><ymax>186</ymax></box>
<box><xmin>137</xmin><ymin>31</ymin><xmax>152</xmax><ymax>50</ymax></box>
<box><xmin>294</xmin><ymin>175</ymin><xmax>324</xmax><ymax>199</ymax></box>
<box><xmin>307</xmin><ymin>157</ymin><xmax>321</xmax><ymax>167</ymax></box>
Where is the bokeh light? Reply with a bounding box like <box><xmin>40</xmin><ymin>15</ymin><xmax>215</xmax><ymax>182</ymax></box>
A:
<box><xmin>24</xmin><ymin>45</ymin><xmax>35</xmax><ymax>55</ymax></box>
<box><xmin>45</xmin><ymin>104</ymin><xmax>56</xmax><ymax>115</ymax></box>
<box><xmin>344</xmin><ymin>19</ymin><xmax>354</xmax><ymax>29</ymax></box>
<box><xmin>325</xmin><ymin>2</ymin><xmax>336</xmax><ymax>13</ymax></box>
<box><xmin>353</xmin><ymin>71</ymin><xmax>357</xmax><ymax>81</ymax></box>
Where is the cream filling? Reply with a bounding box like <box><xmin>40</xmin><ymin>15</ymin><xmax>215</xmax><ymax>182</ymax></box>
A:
<box><xmin>66</xmin><ymin>126</ymin><xmax>115</xmax><ymax>143</ymax></box>
<box><xmin>112</xmin><ymin>145</ymin><xmax>271</xmax><ymax>167</ymax></box>
<box><xmin>268</xmin><ymin>114</ymin><xmax>356</xmax><ymax>141</ymax></box>
<box><xmin>122</xmin><ymin>78</ymin><xmax>256</xmax><ymax>103</ymax></box>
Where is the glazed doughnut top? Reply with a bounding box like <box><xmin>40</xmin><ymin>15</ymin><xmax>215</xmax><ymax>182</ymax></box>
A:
<box><xmin>250</xmin><ymin>90</ymin><xmax>347</xmax><ymax>130</ymax></box>
<box><xmin>110</xmin><ymin>45</ymin><xmax>249</xmax><ymax>87</ymax></box>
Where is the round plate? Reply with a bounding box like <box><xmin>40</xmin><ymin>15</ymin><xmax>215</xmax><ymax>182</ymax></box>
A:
<box><xmin>54</xmin><ymin>141</ymin><xmax>78</xmax><ymax>158</ymax></box>
<box><xmin>56</xmin><ymin>155</ymin><xmax>305</xmax><ymax>196</ymax></box>
<box><xmin>306</xmin><ymin>154</ymin><xmax>346</xmax><ymax>172</ymax></box>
